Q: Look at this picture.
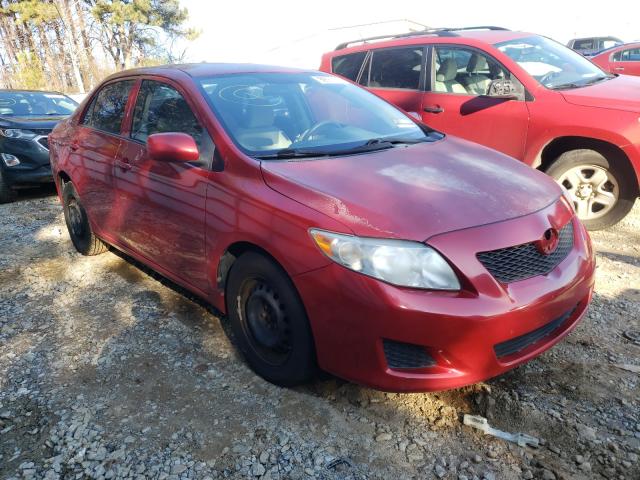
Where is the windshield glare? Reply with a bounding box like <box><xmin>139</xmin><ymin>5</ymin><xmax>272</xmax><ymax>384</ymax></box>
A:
<box><xmin>198</xmin><ymin>72</ymin><xmax>428</xmax><ymax>156</ymax></box>
<box><xmin>0</xmin><ymin>91</ymin><xmax>78</xmax><ymax>116</ymax></box>
<box><xmin>496</xmin><ymin>36</ymin><xmax>609</xmax><ymax>89</ymax></box>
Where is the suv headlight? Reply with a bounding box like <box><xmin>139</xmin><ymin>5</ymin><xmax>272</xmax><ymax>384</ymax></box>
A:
<box><xmin>310</xmin><ymin>229</ymin><xmax>461</xmax><ymax>290</ymax></box>
<box><xmin>0</xmin><ymin>128</ymin><xmax>37</xmax><ymax>139</ymax></box>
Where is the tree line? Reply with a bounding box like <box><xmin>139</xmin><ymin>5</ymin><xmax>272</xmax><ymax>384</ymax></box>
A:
<box><xmin>0</xmin><ymin>0</ymin><xmax>198</xmax><ymax>93</ymax></box>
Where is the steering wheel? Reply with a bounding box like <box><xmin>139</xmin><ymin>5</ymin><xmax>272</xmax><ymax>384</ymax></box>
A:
<box><xmin>298</xmin><ymin>120</ymin><xmax>344</xmax><ymax>143</ymax></box>
<box><xmin>539</xmin><ymin>70</ymin><xmax>560</xmax><ymax>86</ymax></box>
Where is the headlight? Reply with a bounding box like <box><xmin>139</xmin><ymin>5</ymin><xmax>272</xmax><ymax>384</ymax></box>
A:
<box><xmin>309</xmin><ymin>229</ymin><xmax>461</xmax><ymax>290</ymax></box>
<box><xmin>0</xmin><ymin>128</ymin><xmax>37</xmax><ymax>139</ymax></box>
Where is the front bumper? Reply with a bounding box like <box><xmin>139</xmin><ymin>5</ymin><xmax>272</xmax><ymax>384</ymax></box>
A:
<box><xmin>294</xmin><ymin>201</ymin><xmax>596</xmax><ymax>392</ymax></box>
<box><xmin>0</xmin><ymin>136</ymin><xmax>53</xmax><ymax>187</ymax></box>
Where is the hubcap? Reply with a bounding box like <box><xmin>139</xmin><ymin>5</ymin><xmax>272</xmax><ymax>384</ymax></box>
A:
<box><xmin>67</xmin><ymin>201</ymin><xmax>85</xmax><ymax>237</ymax></box>
<box><xmin>242</xmin><ymin>282</ymin><xmax>292</xmax><ymax>365</ymax></box>
<box><xmin>557</xmin><ymin>165</ymin><xmax>618</xmax><ymax>220</ymax></box>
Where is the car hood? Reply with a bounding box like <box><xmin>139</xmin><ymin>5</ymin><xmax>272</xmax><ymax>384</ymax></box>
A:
<box><xmin>261</xmin><ymin>137</ymin><xmax>562</xmax><ymax>241</ymax></box>
<box><xmin>560</xmin><ymin>75</ymin><xmax>640</xmax><ymax>113</ymax></box>
<box><xmin>0</xmin><ymin>115</ymin><xmax>67</xmax><ymax>130</ymax></box>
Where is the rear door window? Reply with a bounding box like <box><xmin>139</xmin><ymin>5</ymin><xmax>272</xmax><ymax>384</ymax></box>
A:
<box><xmin>367</xmin><ymin>47</ymin><xmax>423</xmax><ymax>89</ymax></box>
<box><xmin>573</xmin><ymin>39</ymin><xmax>594</xmax><ymax>50</ymax></box>
<box><xmin>331</xmin><ymin>52</ymin><xmax>367</xmax><ymax>82</ymax></box>
<box><xmin>82</xmin><ymin>80</ymin><xmax>135</xmax><ymax>134</ymax></box>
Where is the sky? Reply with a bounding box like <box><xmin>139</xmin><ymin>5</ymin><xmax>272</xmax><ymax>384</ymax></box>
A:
<box><xmin>179</xmin><ymin>0</ymin><xmax>639</xmax><ymax>68</ymax></box>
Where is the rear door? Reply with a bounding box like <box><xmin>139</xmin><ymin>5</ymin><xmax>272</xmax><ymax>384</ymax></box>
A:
<box><xmin>71</xmin><ymin>79</ymin><xmax>135</xmax><ymax>236</ymax></box>
<box><xmin>115</xmin><ymin>78</ymin><xmax>215</xmax><ymax>289</ymax></box>
<box><xmin>419</xmin><ymin>45</ymin><xmax>530</xmax><ymax>160</ymax></box>
<box><xmin>358</xmin><ymin>46</ymin><xmax>426</xmax><ymax>118</ymax></box>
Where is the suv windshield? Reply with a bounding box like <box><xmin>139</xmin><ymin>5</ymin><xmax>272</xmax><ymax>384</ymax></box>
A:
<box><xmin>0</xmin><ymin>91</ymin><xmax>78</xmax><ymax>116</ymax></box>
<box><xmin>496</xmin><ymin>36</ymin><xmax>611</xmax><ymax>90</ymax></box>
<box><xmin>198</xmin><ymin>72</ymin><xmax>432</xmax><ymax>157</ymax></box>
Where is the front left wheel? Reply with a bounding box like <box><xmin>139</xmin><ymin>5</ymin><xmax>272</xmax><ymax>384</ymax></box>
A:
<box><xmin>61</xmin><ymin>182</ymin><xmax>108</xmax><ymax>256</ymax></box>
<box><xmin>226</xmin><ymin>252</ymin><xmax>317</xmax><ymax>386</ymax></box>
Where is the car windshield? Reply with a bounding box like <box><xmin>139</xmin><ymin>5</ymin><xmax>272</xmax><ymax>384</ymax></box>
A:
<box><xmin>0</xmin><ymin>91</ymin><xmax>78</xmax><ymax>117</ymax></box>
<box><xmin>198</xmin><ymin>72</ymin><xmax>432</xmax><ymax>157</ymax></box>
<box><xmin>495</xmin><ymin>36</ymin><xmax>611</xmax><ymax>90</ymax></box>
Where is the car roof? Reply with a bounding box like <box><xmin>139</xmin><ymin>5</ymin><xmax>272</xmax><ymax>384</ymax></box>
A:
<box><xmin>594</xmin><ymin>42</ymin><xmax>640</xmax><ymax>57</ymax></box>
<box><xmin>330</xmin><ymin>29</ymin><xmax>535</xmax><ymax>56</ymax></box>
<box><xmin>105</xmin><ymin>63</ymin><xmax>315</xmax><ymax>82</ymax></box>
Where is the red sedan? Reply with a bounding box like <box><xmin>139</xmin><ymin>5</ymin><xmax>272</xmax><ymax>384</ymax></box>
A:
<box><xmin>49</xmin><ymin>64</ymin><xmax>595</xmax><ymax>392</ymax></box>
<box><xmin>591</xmin><ymin>43</ymin><xmax>640</xmax><ymax>77</ymax></box>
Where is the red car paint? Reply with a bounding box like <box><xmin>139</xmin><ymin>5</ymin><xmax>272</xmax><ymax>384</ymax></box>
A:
<box><xmin>591</xmin><ymin>43</ymin><xmax>640</xmax><ymax>77</ymax></box>
<box><xmin>320</xmin><ymin>30</ymin><xmax>640</xmax><ymax>188</ymax></box>
<box><xmin>49</xmin><ymin>64</ymin><xmax>595</xmax><ymax>392</ymax></box>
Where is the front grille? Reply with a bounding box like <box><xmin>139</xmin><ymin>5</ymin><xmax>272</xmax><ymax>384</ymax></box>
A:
<box><xmin>477</xmin><ymin>222</ymin><xmax>574</xmax><ymax>284</ymax></box>
<box><xmin>383</xmin><ymin>339</ymin><xmax>435</xmax><ymax>369</ymax></box>
<box><xmin>494</xmin><ymin>307</ymin><xmax>575</xmax><ymax>358</ymax></box>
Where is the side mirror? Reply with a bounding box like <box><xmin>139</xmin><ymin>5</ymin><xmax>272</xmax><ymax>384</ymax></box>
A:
<box><xmin>485</xmin><ymin>79</ymin><xmax>521</xmax><ymax>100</ymax></box>
<box><xmin>147</xmin><ymin>132</ymin><xmax>199</xmax><ymax>163</ymax></box>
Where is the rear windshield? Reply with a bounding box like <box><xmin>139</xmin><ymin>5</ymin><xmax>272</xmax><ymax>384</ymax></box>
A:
<box><xmin>0</xmin><ymin>91</ymin><xmax>78</xmax><ymax>117</ymax></box>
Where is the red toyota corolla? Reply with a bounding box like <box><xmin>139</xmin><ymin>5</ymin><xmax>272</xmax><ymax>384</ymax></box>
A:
<box><xmin>49</xmin><ymin>64</ymin><xmax>595</xmax><ymax>392</ymax></box>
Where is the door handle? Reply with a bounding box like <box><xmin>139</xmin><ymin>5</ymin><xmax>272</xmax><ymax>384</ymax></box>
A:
<box><xmin>117</xmin><ymin>158</ymin><xmax>132</xmax><ymax>171</ymax></box>
<box><xmin>614</xmin><ymin>67</ymin><xmax>625</xmax><ymax>71</ymax></box>
<box><xmin>423</xmin><ymin>105</ymin><xmax>444</xmax><ymax>114</ymax></box>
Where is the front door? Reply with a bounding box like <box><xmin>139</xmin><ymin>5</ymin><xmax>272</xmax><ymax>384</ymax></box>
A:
<box><xmin>420</xmin><ymin>46</ymin><xmax>530</xmax><ymax>160</ymax></box>
<box><xmin>115</xmin><ymin>79</ymin><xmax>215</xmax><ymax>290</ymax></box>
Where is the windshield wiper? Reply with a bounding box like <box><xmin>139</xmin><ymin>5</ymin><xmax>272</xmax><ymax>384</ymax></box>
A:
<box><xmin>254</xmin><ymin>148</ymin><xmax>332</xmax><ymax>160</ymax></box>
<box><xmin>551</xmin><ymin>75</ymin><xmax>612</xmax><ymax>90</ymax></box>
<box><xmin>255</xmin><ymin>137</ymin><xmax>427</xmax><ymax>160</ymax></box>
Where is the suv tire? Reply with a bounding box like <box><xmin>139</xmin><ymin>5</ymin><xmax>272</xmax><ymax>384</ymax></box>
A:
<box><xmin>62</xmin><ymin>182</ymin><xmax>108</xmax><ymax>256</ymax></box>
<box><xmin>547</xmin><ymin>149</ymin><xmax>636</xmax><ymax>230</ymax></box>
<box><xmin>0</xmin><ymin>170</ymin><xmax>17</xmax><ymax>204</ymax></box>
<box><xmin>226</xmin><ymin>251</ymin><xmax>316</xmax><ymax>386</ymax></box>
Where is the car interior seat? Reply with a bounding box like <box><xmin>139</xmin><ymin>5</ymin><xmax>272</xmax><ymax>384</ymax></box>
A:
<box><xmin>461</xmin><ymin>54</ymin><xmax>493</xmax><ymax>95</ymax></box>
<box><xmin>434</xmin><ymin>59</ymin><xmax>467</xmax><ymax>94</ymax></box>
<box><xmin>235</xmin><ymin>105</ymin><xmax>291</xmax><ymax>151</ymax></box>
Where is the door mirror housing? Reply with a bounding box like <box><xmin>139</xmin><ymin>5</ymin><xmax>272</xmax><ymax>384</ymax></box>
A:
<box><xmin>147</xmin><ymin>132</ymin><xmax>199</xmax><ymax>163</ymax></box>
<box><xmin>485</xmin><ymin>79</ymin><xmax>521</xmax><ymax>100</ymax></box>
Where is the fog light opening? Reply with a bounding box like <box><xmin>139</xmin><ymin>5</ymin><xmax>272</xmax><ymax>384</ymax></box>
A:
<box><xmin>1</xmin><ymin>153</ymin><xmax>20</xmax><ymax>167</ymax></box>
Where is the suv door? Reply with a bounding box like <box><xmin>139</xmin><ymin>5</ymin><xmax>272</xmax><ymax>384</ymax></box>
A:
<box><xmin>612</xmin><ymin>47</ymin><xmax>640</xmax><ymax>76</ymax></box>
<box><xmin>420</xmin><ymin>45</ymin><xmax>530</xmax><ymax>160</ymax></box>
<box><xmin>358</xmin><ymin>46</ymin><xmax>426</xmax><ymax>118</ymax></box>
<box><xmin>116</xmin><ymin>78</ymin><xmax>215</xmax><ymax>290</ymax></box>
<box><xmin>73</xmin><ymin>79</ymin><xmax>135</xmax><ymax>237</ymax></box>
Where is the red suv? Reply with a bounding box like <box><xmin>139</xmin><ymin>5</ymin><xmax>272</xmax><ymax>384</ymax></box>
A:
<box><xmin>49</xmin><ymin>64</ymin><xmax>595</xmax><ymax>392</ymax></box>
<box><xmin>320</xmin><ymin>27</ymin><xmax>640</xmax><ymax>230</ymax></box>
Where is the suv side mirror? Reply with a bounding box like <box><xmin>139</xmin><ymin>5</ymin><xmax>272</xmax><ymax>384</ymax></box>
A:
<box><xmin>147</xmin><ymin>132</ymin><xmax>199</xmax><ymax>163</ymax></box>
<box><xmin>485</xmin><ymin>79</ymin><xmax>521</xmax><ymax>100</ymax></box>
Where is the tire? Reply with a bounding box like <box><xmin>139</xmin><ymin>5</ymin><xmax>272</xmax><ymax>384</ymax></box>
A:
<box><xmin>0</xmin><ymin>170</ymin><xmax>17</xmax><ymax>204</ymax></box>
<box><xmin>61</xmin><ymin>182</ymin><xmax>108</xmax><ymax>256</ymax></box>
<box><xmin>546</xmin><ymin>149</ymin><xmax>637</xmax><ymax>230</ymax></box>
<box><xmin>226</xmin><ymin>252</ymin><xmax>316</xmax><ymax>386</ymax></box>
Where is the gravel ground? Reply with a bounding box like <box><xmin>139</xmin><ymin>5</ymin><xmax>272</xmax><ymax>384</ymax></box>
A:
<box><xmin>1</xmin><ymin>186</ymin><xmax>638</xmax><ymax>480</ymax></box>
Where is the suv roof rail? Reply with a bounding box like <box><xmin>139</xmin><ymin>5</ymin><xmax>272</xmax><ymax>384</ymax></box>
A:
<box><xmin>334</xmin><ymin>26</ymin><xmax>510</xmax><ymax>50</ymax></box>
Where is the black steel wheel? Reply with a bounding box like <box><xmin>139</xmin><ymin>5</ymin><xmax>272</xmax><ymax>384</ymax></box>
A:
<box><xmin>226</xmin><ymin>252</ymin><xmax>316</xmax><ymax>386</ymax></box>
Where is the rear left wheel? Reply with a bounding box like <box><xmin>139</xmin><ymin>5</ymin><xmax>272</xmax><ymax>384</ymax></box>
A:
<box><xmin>61</xmin><ymin>182</ymin><xmax>108</xmax><ymax>256</ymax></box>
<box><xmin>226</xmin><ymin>252</ymin><xmax>316</xmax><ymax>386</ymax></box>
